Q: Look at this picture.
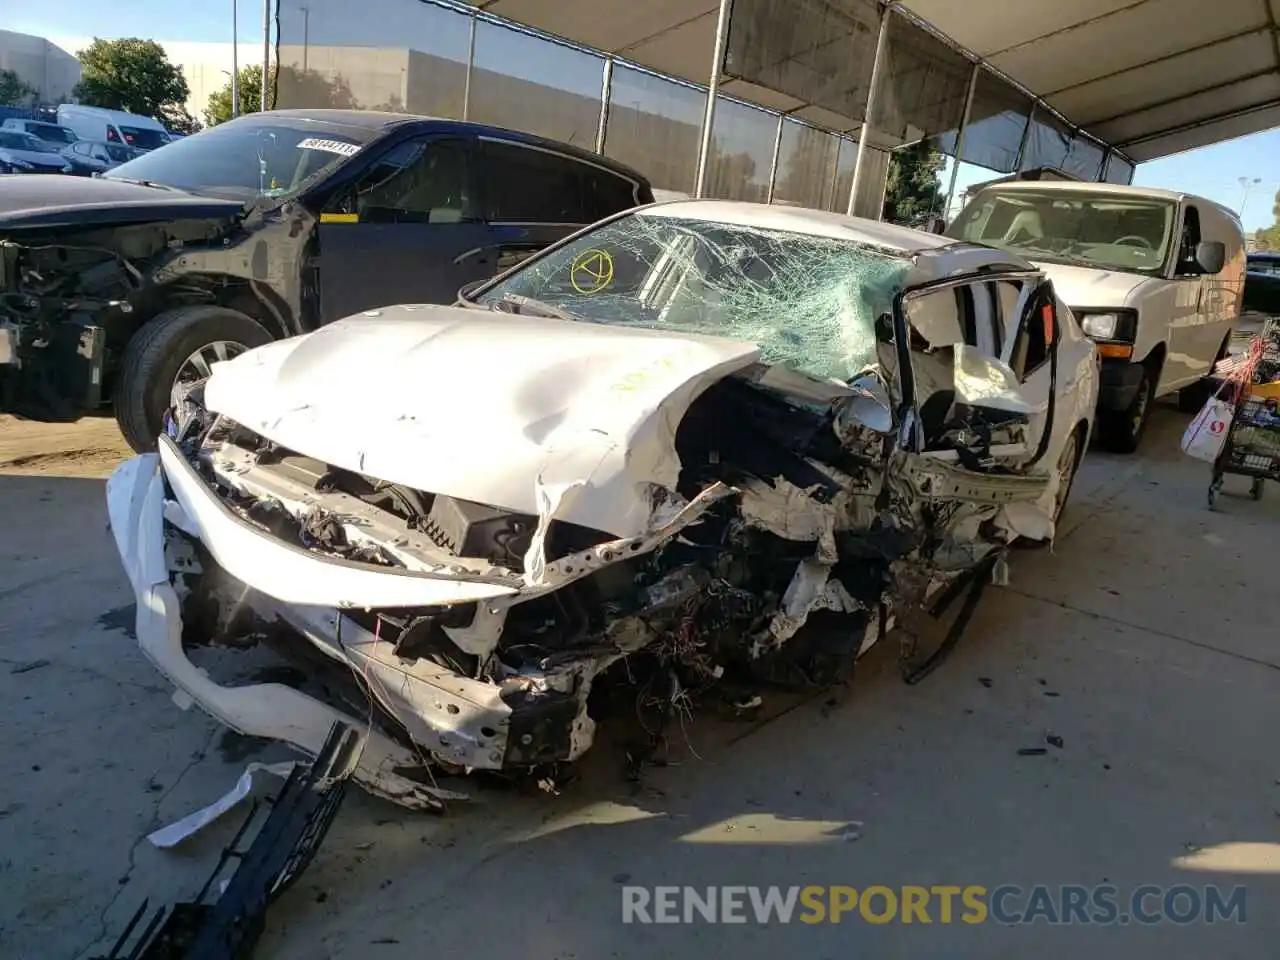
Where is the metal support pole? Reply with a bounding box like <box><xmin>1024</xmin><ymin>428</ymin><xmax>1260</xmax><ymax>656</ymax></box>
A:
<box><xmin>693</xmin><ymin>0</ymin><xmax>733</xmax><ymax>198</ymax></box>
<box><xmin>827</xmin><ymin>137</ymin><xmax>845</xmax><ymax>210</ymax></box>
<box><xmin>595</xmin><ymin>57</ymin><xmax>614</xmax><ymax>154</ymax></box>
<box><xmin>462</xmin><ymin>12</ymin><xmax>477</xmax><ymax>120</ymax></box>
<box><xmin>231</xmin><ymin>0</ymin><xmax>239</xmax><ymax>118</ymax></box>
<box><xmin>765</xmin><ymin>113</ymin><xmax>784</xmax><ymax>203</ymax></box>
<box><xmin>943</xmin><ymin>63</ymin><xmax>979</xmax><ymax>220</ymax></box>
<box><xmin>1014</xmin><ymin>101</ymin><xmax>1036</xmax><ymax>171</ymax></box>
<box><xmin>1100</xmin><ymin>148</ymin><xmax>1113</xmax><ymax>183</ymax></box>
<box><xmin>260</xmin><ymin>0</ymin><xmax>270</xmax><ymax>111</ymax></box>
<box><xmin>848</xmin><ymin>3</ymin><xmax>893</xmax><ymax>216</ymax></box>
<box><xmin>301</xmin><ymin>5</ymin><xmax>309</xmax><ymax>73</ymax></box>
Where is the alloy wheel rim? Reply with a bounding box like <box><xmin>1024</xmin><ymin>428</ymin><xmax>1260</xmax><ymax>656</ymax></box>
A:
<box><xmin>1130</xmin><ymin>377</ymin><xmax>1151</xmax><ymax>432</ymax></box>
<box><xmin>175</xmin><ymin>340</ymin><xmax>246</xmax><ymax>387</ymax></box>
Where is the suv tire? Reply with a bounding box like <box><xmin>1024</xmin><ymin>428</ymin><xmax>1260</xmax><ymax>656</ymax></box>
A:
<box><xmin>114</xmin><ymin>305</ymin><xmax>272</xmax><ymax>453</ymax></box>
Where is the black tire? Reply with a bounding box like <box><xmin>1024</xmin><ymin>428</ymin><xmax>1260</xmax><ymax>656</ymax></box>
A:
<box><xmin>114</xmin><ymin>306</ymin><xmax>272</xmax><ymax>453</ymax></box>
<box><xmin>1096</xmin><ymin>365</ymin><xmax>1155</xmax><ymax>454</ymax></box>
<box><xmin>1178</xmin><ymin>336</ymin><xmax>1230</xmax><ymax>412</ymax></box>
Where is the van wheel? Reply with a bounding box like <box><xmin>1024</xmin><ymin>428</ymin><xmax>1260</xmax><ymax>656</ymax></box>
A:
<box><xmin>1178</xmin><ymin>336</ymin><xmax>1230</xmax><ymax>412</ymax></box>
<box><xmin>114</xmin><ymin>306</ymin><xmax>272</xmax><ymax>453</ymax></box>
<box><xmin>1097</xmin><ymin>366</ymin><xmax>1154</xmax><ymax>454</ymax></box>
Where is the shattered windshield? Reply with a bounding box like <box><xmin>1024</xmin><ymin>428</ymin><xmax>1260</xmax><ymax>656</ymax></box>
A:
<box><xmin>476</xmin><ymin>212</ymin><xmax>910</xmax><ymax>383</ymax></box>
<box><xmin>948</xmin><ymin>189</ymin><xmax>1175</xmax><ymax>276</ymax></box>
<box><xmin>104</xmin><ymin>117</ymin><xmax>376</xmax><ymax>200</ymax></box>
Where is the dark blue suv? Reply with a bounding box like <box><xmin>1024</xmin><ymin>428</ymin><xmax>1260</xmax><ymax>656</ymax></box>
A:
<box><xmin>0</xmin><ymin>110</ymin><xmax>654</xmax><ymax>449</ymax></box>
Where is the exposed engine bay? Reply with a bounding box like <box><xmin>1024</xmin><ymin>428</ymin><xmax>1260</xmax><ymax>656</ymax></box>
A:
<box><xmin>0</xmin><ymin>198</ymin><xmax>303</xmax><ymax>422</ymax></box>
<box><xmin>131</xmin><ymin>352</ymin><xmax>1048</xmax><ymax>800</ymax></box>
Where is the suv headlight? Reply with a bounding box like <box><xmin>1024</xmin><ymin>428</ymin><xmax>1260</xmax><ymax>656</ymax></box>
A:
<box><xmin>1076</xmin><ymin>309</ymin><xmax>1137</xmax><ymax>342</ymax></box>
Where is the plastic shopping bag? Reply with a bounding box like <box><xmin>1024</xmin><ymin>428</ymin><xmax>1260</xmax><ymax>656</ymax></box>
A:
<box><xmin>1181</xmin><ymin>396</ymin><xmax>1233</xmax><ymax>463</ymax></box>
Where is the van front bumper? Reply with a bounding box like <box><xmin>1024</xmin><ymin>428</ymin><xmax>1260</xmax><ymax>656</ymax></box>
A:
<box><xmin>1097</xmin><ymin>357</ymin><xmax>1145</xmax><ymax>410</ymax></box>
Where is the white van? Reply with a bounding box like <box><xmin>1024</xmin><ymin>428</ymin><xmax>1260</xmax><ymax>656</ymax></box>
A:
<box><xmin>56</xmin><ymin>105</ymin><xmax>172</xmax><ymax>152</ymax></box>
<box><xmin>948</xmin><ymin>182</ymin><xmax>1244</xmax><ymax>452</ymax></box>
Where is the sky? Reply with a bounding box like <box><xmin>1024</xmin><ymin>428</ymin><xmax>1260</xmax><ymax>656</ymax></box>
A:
<box><xmin>7</xmin><ymin>0</ymin><xmax>1278</xmax><ymax>232</ymax></box>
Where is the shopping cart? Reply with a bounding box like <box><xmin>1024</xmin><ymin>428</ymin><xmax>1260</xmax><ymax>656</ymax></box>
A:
<box><xmin>1207</xmin><ymin>318</ymin><xmax>1280</xmax><ymax>509</ymax></box>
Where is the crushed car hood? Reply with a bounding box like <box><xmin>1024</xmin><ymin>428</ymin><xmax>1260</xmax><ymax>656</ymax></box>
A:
<box><xmin>202</xmin><ymin>304</ymin><xmax>762</xmax><ymax>538</ymax></box>
<box><xmin>0</xmin><ymin>174</ymin><xmax>244</xmax><ymax>230</ymax></box>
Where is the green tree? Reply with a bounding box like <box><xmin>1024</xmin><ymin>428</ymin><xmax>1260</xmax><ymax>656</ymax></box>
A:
<box><xmin>204</xmin><ymin>64</ymin><xmax>361</xmax><ymax>127</ymax></box>
<box><xmin>1255</xmin><ymin>189</ymin><xmax>1280</xmax><ymax>250</ymax></box>
<box><xmin>0</xmin><ymin>68</ymin><xmax>36</xmax><ymax>106</ymax></box>
<box><xmin>882</xmin><ymin>141</ymin><xmax>945</xmax><ymax>226</ymax></box>
<box><xmin>73</xmin><ymin>38</ymin><xmax>191</xmax><ymax>126</ymax></box>
<box><xmin>205</xmin><ymin>64</ymin><xmax>263</xmax><ymax>126</ymax></box>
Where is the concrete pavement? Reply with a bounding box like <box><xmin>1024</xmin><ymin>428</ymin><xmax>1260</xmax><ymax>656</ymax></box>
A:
<box><xmin>1</xmin><ymin>406</ymin><xmax>1276</xmax><ymax>959</ymax></box>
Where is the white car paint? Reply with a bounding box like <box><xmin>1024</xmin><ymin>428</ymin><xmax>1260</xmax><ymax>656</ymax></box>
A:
<box><xmin>204</xmin><ymin>308</ymin><xmax>760</xmax><ymax>539</ymax></box>
<box><xmin>107</xmin><ymin>199</ymin><xmax>1099</xmax><ymax>797</ymax></box>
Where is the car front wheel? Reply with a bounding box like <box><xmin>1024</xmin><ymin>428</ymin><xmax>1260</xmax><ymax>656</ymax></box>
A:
<box><xmin>114</xmin><ymin>305</ymin><xmax>272</xmax><ymax>453</ymax></box>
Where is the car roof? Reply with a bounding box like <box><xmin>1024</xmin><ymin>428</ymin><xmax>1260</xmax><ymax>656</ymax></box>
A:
<box><xmin>636</xmin><ymin>199</ymin><xmax>1036</xmax><ymax>284</ymax></box>
<box><xmin>1249</xmin><ymin>250</ymin><xmax>1280</xmax><ymax>261</ymax></box>
<box><xmin>257</xmin><ymin>109</ymin><xmax>651</xmax><ymax>185</ymax></box>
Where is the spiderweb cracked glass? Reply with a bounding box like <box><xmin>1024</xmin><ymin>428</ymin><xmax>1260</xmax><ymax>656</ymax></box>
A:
<box><xmin>482</xmin><ymin>213</ymin><xmax>910</xmax><ymax>384</ymax></box>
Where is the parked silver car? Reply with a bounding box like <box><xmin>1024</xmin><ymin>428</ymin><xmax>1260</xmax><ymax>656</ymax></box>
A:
<box><xmin>60</xmin><ymin>138</ymin><xmax>142</xmax><ymax>176</ymax></box>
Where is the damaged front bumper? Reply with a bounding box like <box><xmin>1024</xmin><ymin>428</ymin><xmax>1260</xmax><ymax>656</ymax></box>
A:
<box><xmin>107</xmin><ymin>450</ymin><xmax>465</xmax><ymax>808</ymax></box>
<box><xmin>106</xmin><ymin>437</ymin><xmax>735</xmax><ymax>799</ymax></box>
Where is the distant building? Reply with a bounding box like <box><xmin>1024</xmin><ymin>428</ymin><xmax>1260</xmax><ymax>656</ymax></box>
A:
<box><xmin>0</xmin><ymin>30</ymin><xmax>80</xmax><ymax>103</ymax></box>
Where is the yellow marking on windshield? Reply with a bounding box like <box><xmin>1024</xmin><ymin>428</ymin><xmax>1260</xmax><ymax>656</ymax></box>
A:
<box><xmin>570</xmin><ymin>248</ymin><xmax>615</xmax><ymax>294</ymax></box>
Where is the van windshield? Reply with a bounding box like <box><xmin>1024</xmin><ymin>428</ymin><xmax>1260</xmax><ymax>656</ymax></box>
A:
<box><xmin>948</xmin><ymin>189</ymin><xmax>1176</xmax><ymax>276</ymax></box>
<box><xmin>104</xmin><ymin>117</ymin><xmax>375</xmax><ymax>200</ymax></box>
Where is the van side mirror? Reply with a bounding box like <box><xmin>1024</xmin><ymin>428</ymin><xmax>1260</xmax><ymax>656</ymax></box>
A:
<box><xmin>1194</xmin><ymin>240</ymin><xmax>1226</xmax><ymax>275</ymax></box>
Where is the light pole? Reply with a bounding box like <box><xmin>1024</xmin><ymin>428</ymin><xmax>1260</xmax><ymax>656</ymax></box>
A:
<box><xmin>1238</xmin><ymin>176</ymin><xmax>1261</xmax><ymax>215</ymax></box>
<box><xmin>300</xmin><ymin>5</ymin><xmax>310</xmax><ymax>73</ymax></box>
<box><xmin>230</xmin><ymin>0</ymin><xmax>239</xmax><ymax>117</ymax></box>
<box><xmin>261</xmin><ymin>0</ymin><xmax>271</xmax><ymax>112</ymax></box>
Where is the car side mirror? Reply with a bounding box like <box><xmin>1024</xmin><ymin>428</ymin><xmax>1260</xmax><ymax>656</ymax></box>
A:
<box><xmin>952</xmin><ymin>344</ymin><xmax>1037</xmax><ymax>417</ymax></box>
<box><xmin>1194</xmin><ymin>240</ymin><xmax>1225</xmax><ymax>275</ymax></box>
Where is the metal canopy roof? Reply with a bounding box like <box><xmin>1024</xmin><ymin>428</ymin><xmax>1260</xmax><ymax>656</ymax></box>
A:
<box><xmin>901</xmin><ymin>0</ymin><xmax>1280</xmax><ymax>161</ymax></box>
<box><xmin>466</xmin><ymin>0</ymin><xmax>1280</xmax><ymax>161</ymax></box>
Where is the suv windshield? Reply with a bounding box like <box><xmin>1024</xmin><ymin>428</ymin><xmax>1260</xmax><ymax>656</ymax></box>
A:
<box><xmin>30</xmin><ymin>123</ymin><xmax>77</xmax><ymax>145</ymax></box>
<box><xmin>0</xmin><ymin>131</ymin><xmax>55</xmax><ymax>153</ymax></box>
<box><xmin>948</xmin><ymin>189</ymin><xmax>1176</xmax><ymax>276</ymax></box>
<box><xmin>476</xmin><ymin>212</ymin><xmax>909</xmax><ymax>382</ymax></box>
<box><xmin>104</xmin><ymin>118</ymin><xmax>375</xmax><ymax>200</ymax></box>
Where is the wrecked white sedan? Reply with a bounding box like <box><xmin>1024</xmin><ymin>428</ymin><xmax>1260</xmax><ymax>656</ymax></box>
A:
<box><xmin>106</xmin><ymin>200</ymin><xmax>1098</xmax><ymax>807</ymax></box>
